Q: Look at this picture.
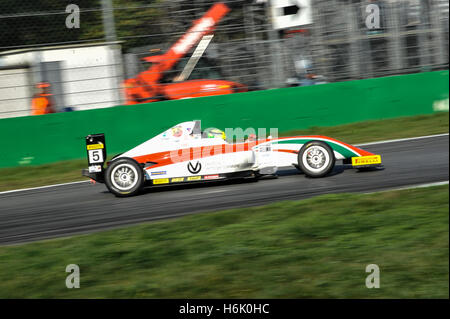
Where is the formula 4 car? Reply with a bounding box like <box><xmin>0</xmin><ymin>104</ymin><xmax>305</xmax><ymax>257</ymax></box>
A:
<box><xmin>82</xmin><ymin>120</ymin><xmax>382</xmax><ymax>197</ymax></box>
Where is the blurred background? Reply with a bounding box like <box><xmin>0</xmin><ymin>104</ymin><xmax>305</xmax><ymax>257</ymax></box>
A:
<box><xmin>0</xmin><ymin>2</ymin><xmax>448</xmax><ymax>300</ymax></box>
<box><xmin>0</xmin><ymin>0</ymin><xmax>448</xmax><ymax>119</ymax></box>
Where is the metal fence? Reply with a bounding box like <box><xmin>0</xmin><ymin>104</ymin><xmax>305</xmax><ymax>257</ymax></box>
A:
<box><xmin>0</xmin><ymin>0</ymin><xmax>448</xmax><ymax>119</ymax></box>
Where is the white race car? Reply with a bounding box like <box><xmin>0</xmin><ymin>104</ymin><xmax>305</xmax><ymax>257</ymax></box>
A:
<box><xmin>82</xmin><ymin>120</ymin><xmax>382</xmax><ymax>197</ymax></box>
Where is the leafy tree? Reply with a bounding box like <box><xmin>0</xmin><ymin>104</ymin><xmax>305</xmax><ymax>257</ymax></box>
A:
<box><xmin>0</xmin><ymin>0</ymin><xmax>167</xmax><ymax>51</ymax></box>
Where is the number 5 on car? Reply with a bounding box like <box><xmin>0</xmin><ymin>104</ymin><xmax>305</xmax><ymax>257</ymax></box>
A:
<box><xmin>88</xmin><ymin>149</ymin><xmax>103</xmax><ymax>163</ymax></box>
<box><xmin>85</xmin><ymin>134</ymin><xmax>107</xmax><ymax>180</ymax></box>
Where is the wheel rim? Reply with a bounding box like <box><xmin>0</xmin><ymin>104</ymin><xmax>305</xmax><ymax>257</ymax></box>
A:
<box><xmin>111</xmin><ymin>164</ymin><xmax>139</xmax><ymax>191</ymax></box>
<box><xmin>302</xmin><ymin>145</ymin><xmax>330</xmax><ymax>173</ymax></box>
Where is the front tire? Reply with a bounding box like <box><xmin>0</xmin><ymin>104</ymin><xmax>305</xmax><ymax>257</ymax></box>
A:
<box><xmin>298</xmin><ymin>141</ymin><xmax>335</xmax><ymax>178</ymax></box>
<box><xmin>105</xmin><ymin>158</ymin><xmax>144</xmax><ymax>197</ymax></box>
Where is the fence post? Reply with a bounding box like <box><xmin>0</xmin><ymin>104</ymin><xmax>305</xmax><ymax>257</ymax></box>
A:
<box><xmin>265</xmin><ymin>2</ymin><xmax>285</xmax><ymax>89</ymax></box>
<box><xmin>101</xmin><ymin>0</ymin><xmax>124</xmax><ymax>105</ymax></box>
<box><xmin>416</xmin><ymin>0</ymin><xmax>431</xmax><ymax>70</ymax></box>
<box><xmin>348</xmin><ymin>4</ymin><xmax>362</xmax><ymax>80</ymax></box>
<box><xmin>101</xmin><ymin>0</ymin><xmax>117</xmax><ymax>42</ymax></box>
<box><xmin>387</xmin><ymin>2</ymin><xmax>403</xmax><ymax>72</ymax></box>
<box><xmin>430</xmin><ymin>1</ymin><xmax>447</xmax><ymax>67</ymax></box>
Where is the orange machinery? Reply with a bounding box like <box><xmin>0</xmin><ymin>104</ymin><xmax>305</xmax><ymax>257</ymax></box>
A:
<box><xmin>124</xmin><ymin>2</ymin><xmax>247</xmax><ymax>105</ymax></box>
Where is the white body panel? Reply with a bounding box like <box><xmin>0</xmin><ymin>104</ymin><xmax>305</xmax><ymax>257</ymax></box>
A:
<box><xmin>116</xmin><ymin>121</ymin><xmax>366</xmax><ymax>181</ymax></box>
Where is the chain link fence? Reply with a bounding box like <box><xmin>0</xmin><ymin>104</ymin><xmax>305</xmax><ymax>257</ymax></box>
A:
<box><xmin>0</xmin><ymin>0</ymin><xmax>448</xmax><ymax>118</ymax></box>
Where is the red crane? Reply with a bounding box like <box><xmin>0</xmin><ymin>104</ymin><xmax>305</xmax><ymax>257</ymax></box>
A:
<box><xmin>124</xmin><ymin>2</ymin><xmax>247</xmax><ymax>105</ymax></box>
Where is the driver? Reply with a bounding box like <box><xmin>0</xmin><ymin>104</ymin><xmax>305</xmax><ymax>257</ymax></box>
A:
<box><xmin>202</xmin><ymin>128</ymin><xmax>226</xmax><ymax>141</ymax></box>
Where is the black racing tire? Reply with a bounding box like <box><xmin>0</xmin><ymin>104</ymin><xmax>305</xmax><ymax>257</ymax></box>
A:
<box><xmin>298</xmin><ymin>141</ymin><xmax>335</xmax><ymax>178</ymax></box>
<box><xmin>104</xmin><ymin>158</ymin><xmax>144</xmax><ymax>197</ymax></box>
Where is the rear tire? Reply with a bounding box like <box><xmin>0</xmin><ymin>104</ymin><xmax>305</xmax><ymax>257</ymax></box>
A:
<box><xmin>298</xmin><ymin>141</ymin><xmax>335</xmax><ymax>178</ymax></box>
<box><xmin>105</xmin><ymin>158</ymin><xmax>144</xmax><ymax>197</ymax></box>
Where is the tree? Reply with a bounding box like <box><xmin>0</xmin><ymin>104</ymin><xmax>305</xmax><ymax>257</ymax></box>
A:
<box><xmin>0</xmin><ymin>0</ymin><xmax>167</xmax><ymax>51</ymax></box>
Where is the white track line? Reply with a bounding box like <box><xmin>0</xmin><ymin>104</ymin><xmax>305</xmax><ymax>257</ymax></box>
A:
<box><xmin>364</xmin><ymin>180</ymin><xmax>449</xmax><ymax>194</ymax></box>
<box><xmin>0</xmin><ymin>181</ymin><xmax>88</xmax><ymax>195</ymax></box>
<box><xmin>1</xmin><ymin>133</ymin><xmax>448</xmax><ymax>195</ymax></box>
<box><xmin>356</xmin><ymin>133</ymin><xmax>449</xmax><ymax>146</ymax></box>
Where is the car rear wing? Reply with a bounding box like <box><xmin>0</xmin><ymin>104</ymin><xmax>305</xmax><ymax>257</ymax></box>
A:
<box><xmin>82</xmin><ymin>133</ymin><xmax>107</xmax><ymax>183</ymax></box>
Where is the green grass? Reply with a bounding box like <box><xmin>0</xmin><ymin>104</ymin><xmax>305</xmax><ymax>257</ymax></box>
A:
<box><xmin>0</xmin><ymin>159</ymin><xmax>87</xmax><ymax>191</ymax></box>
<box><xmin>1</xmin><ymin>112</ymin><xmax>448</xmax><ymax>192</ymax></box>
<box><xmin>281</xmin><ymin>112</ymin><xmax>449</xmax><ymax>143</ymax></box>
<box><xmin>0</xmin><ymin>155</ymin><xmax>118</xmax><ymax>192</ymax></box>
<box><xmin>0</xmin><ymin>185</ymin><xmax>448</xmax><ymax>298</ymax></box>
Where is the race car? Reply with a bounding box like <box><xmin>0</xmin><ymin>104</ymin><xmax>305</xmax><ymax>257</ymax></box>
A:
<box><xmin>82</xmin><ymin>120</ymin><xmax>382</xmax><ymax>197</ymax></box>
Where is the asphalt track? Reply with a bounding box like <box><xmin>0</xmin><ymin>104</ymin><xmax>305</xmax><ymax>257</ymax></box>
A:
<box><xmin>0</xmin><ymin>135</ymin><xmax>448</xmax><ymax>245</ymax></box>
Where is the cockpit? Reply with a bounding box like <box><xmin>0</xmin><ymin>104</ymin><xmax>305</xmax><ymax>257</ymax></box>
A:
<box><xmin>157</xmin><ymin>120</ymin><xmax>226</xmax><ymax>142</ymax></box>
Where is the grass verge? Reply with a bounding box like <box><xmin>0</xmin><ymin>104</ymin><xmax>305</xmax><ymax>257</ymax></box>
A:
<box><xmin>0</xmin><ymin>185</ymin><xmax>448</xmax><ymax>298</ymax></box>
<box><xmin>1</xmin><ymin>112</ymin><xmax>448</xmax><ymax>192</ymax></box>
<box><xmin>0</xmin><ymin>159</ymin><xmax>87</xmax><ymax>192</ymax></box>
<box><xmin>280</xmin><ymin>112</ymin><xmax>449</xmax><ymax>143</ymax></box>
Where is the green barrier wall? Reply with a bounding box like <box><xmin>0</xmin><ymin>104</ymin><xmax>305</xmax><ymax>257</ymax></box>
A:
<box><xmin>0</xmin><ymin>70</ymin><xmax>448</xmax><ymax>168</ymax></box>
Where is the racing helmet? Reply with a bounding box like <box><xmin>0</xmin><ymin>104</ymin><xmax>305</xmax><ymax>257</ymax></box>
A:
<box><xmin>204</xmin><ymin>128</ymin><xmax>226</xmax><ymax>141</ymax></box>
